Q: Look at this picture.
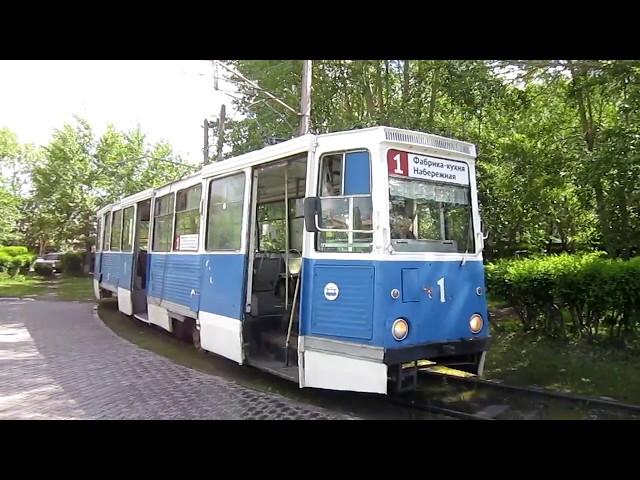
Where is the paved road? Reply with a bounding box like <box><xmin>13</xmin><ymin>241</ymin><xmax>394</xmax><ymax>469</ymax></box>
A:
<box><xmin>0</xmin><ymin>299</ymin><xmax>353</xmax><ymax>420</ymax></box>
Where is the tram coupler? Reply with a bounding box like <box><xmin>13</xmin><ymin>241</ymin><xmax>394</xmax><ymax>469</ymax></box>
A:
<box><xmin>393</xmin><ymin>361</ymin><xmax>418</xmax><ymax>394</ymax></box>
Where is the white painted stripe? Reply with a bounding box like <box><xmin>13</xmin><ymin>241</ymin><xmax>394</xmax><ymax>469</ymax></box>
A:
<box><xmin>93</xmin><ymin>278</ymin><xmax>100</xmax><ymax>301</ymax></box>
<box><xmin>198</xmin><ymin>311</ymin><xmax>243</xmax><ymax>364</ymax></box>
<box><xmin>148</xmin><ymin>303</ymin><xmax>172</xmax><ymax>332</ymax></box>
<box><xmin>117</xmin><ymin>287</ymin><xmax>133</xmax><ymax>316</ymax></box>
<box><xmin>303</xmin><ymin>252</ymin><xmax>484</xmax><ymax>262</ymax></box>
<box><xmin>101</xmin><ymin>282</ymin><xmax>118</xmax><ymax>293</ymax></box>
<box><xmin>303</xmin><ymin>349</ymin><xmax>387</xmax><ymax>394</ymax></box>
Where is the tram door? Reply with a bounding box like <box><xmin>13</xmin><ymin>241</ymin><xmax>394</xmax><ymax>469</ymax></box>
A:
<box><xmin>132</xmin><ymin>199</ymin><xmax>151</xmax><ymax>316</ymax></box>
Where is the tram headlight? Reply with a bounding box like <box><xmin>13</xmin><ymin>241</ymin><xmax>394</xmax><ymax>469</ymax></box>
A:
<box><xmin>392</xmin><ymin>318</ymin><xmax>409</xmax><ymax>341</ymax></box>
<box><xmin>469</xmin><ymin>314</ymin><xmax>484</xmax><ymax>334</ymax></box>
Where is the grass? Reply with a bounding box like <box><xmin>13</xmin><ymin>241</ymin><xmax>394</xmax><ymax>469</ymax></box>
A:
<box><xmin>54</xmin><ymin>275</ymin><xmax>94</xmax><ymax>301</ymax></box>
<box><xmin>486</xmin><ymin>317</ymin><xmax>640</xmax><ymax>404</ymax></box>
<box><xmin>0</xmin><ymin>272</ymin><xmax>94</xmax><ymax>302</ymax></box>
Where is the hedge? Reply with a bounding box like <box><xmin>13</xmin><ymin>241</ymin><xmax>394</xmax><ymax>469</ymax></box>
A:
<box><xmin>34</xmin><ymin>262</ymin><xmax>54</xmax><ymax>277</ymax></box>
<box><xmin>486</xmin><ymin>252</ymin><xmax>640</xmax><ymax>342</ymax></box>
<box><xmin>62</xmin><ymin>252</ymin><xmax>84</xmax><ymax>276</ymax></box>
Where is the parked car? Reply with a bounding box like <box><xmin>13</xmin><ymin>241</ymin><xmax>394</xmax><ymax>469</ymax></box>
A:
<box><xmin>34</xmin><ymin>252</ymin><xmax>64</xmax><ymax>273</ymax></box>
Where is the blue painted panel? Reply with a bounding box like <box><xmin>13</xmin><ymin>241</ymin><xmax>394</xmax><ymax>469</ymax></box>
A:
<box><xmin>401</xmin><ymin>268</ymin><xmax>420</xmax><ymax>302</ymax></box>
<box><xmin>300</xmin><ymin>258</ymin><xmax>489</xmax><ymax>349</ymax></box>
<box><xmin>119</xmin><ymin>253</ymin><xmax>133</xmax><ymax>290</ymax></box>
<box><xmin>99</xmin><ymin>252</ymin><xmax>133</xmax><ymax>289</ymax></box>
<box><xmin>100</xmin><ymin>252</ymin><xmax>121</xmax><ymax>287</ymax></box>
<box><xmin>343</xmin><ymin>151</ymin><xmax>370</xmax><ymax>195</ymax></box>
<box><xmin>148</xmin><ymin>254</ymin><xmax>202</xmax><ymax>310</ymax></box>
<box><xmin>198</xmin><ymin>253</ymin><xmax>247</xmax><ymax>320</ymax></box>
<box><xmin>309</xmin><ymin>265</ymin><xmax>374</xmax><ymax>340</ymax></box>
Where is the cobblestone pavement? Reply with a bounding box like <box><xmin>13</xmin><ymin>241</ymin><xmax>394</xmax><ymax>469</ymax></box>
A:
<box><xmin>0</xmin><ymin>299</ymin><xmax>355</xmax><ymax>420</ymax></box>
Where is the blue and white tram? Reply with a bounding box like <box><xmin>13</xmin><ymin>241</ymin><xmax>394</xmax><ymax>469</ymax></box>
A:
<box><xmin>94</xmin><ymin>127</ymin><xmax>490</xmax><ymax>394</ymax></box>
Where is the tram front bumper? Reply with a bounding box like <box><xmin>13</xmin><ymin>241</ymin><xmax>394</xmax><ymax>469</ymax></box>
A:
<box><xmin>383</xmin><ymin>336</ymin><xmax>490</xmax><ymax>365</ymax></box>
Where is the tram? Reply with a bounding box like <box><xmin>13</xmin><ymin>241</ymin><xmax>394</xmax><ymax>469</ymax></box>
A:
<box><xmin>94</xmin><ymin>126</ymin><xmax>490</xmax><ymax>394</ymax></box>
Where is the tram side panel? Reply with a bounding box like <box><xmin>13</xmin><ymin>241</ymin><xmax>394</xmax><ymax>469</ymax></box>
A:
<box><xmin>146</xmin><ymin>253</ymin><xmax>202</xmax><ymax>330</ymax></box>
<box><xmin>197</xmin><ymin>253</ymin><xmax>248</xmax><ymax>364</ymax></box>
<box><xmin>116</xmin><ymin>252</ymin><xmax>135</xmax><ymax>315</ymax></box>
<box><xmin>100</xmin><ymin>252</ymin><xmax>121</xmax><ymax>293</ymax></box>
<box><xmin>93</xmin><ymin>251</ymin><xmax>102</xmax><ymax>300</ymax></box>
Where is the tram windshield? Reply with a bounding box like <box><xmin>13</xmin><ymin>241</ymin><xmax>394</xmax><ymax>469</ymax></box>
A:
<box><xmin>389</xmin><ymin>176</ymin><xmax>475</xmax><ymax>253</ymax></box>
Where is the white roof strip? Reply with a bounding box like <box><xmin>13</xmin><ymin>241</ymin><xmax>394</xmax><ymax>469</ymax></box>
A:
<box><xmin>383</xmin><ymin>127</ymin><xmax>476</xmax><ymax>157</ymax></box>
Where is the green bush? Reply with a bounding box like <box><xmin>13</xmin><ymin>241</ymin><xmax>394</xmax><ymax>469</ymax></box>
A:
<box><xmin>62</xmin><ymin>252</ymin><xmax>84</xmax><ymax>276</ymax></box>
<box><xmin>0</xmin><ymin>251</ymin><xmax>11</xmax><ymax>272</ymax></box>
<box><xmin>0</xmin><ymin>246</ymin><xmax>28</xmax><ymax>257</ymax></box>
<box><xmin>0</xmin><ymin>247</ymin><xmax>35</xmax><ymax>276</ymax></box>
<box><xmin>486</xmin><ymin>252</ymin><xmax>640</xmax><ymax>343</ymax></box>
<box><xmin>34</xmin><ymin>262</ymin><xmax>54</xmax><ymax>277</ymax></box>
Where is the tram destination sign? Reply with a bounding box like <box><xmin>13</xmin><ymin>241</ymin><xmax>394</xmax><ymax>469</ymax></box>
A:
<box><xmin>387</xmin><ymin>149</ymin><xmax>469</xmax><ymax>186</ymax></box>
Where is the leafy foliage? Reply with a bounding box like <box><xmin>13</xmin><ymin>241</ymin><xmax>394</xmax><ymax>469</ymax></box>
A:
<box><xmin>219</xmin><ymin>60</ymin><xmax>640</xmax><ymax>260</ymax></box>
<box><xmin>19</xmin><ymin>118</ymin><xmax>194</xmax><ymax>254</ymax></box>
<box><xmin>0</xmin><ymin>245</ymin><xmax>35</xmax><ymax>276</ymax></box>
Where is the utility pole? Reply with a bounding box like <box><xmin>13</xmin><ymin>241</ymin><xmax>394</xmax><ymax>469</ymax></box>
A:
<box><xmin>298</xmin><ymin>60</ymin><xmax>312</xmax><ymax>136</ymax></box>
<box><xmin>203</xmin><ymin>118</ymin><xmax>210</xmax><ymax>165</ymax></box>
<box><xmin>216</xmin><ymin>104</ymin><xmax>226</xmax><ymax>162</ymax></box>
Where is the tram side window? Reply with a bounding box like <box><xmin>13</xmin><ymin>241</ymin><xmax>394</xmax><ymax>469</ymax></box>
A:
<box><xmin>110</xmin><ymin>209</ymin><xmax>123</xmax><ymax>252</ymax></box>
<box><xmin>174</xmin><ymin>184</ymin><xmax>202</xmax><ymax>251</ymax></box>
<box><xmin>320</xmin><ymin>154</ymin><xmax>343</xmax><ymax>196</ymax></box>
<box><xmin>317</xmin><ymin>150</ymin><xmax>373</xmax><ymax>253</ymax></box>
<box><xmin>153</xmin><ymin>193</ymin><xmax>175</xmax><ymax>252</ymax></box>
<box><xmin>103</xmin><ymin>212</ymin><xmax>111</xmax><ymax>251</ymax></box>
<box><xmin>206</xmin><ymin>173</ymin><xmax>245</xmax><ymax>251</ymax></box>
<box><xmin>121</xmin><ymin>206</ymin><xmax>135</xmax><ymax>252</ymax></box>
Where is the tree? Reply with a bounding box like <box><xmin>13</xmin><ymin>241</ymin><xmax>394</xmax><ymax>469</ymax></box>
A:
<box><xmin>28</xmin><ymin>117</ymin><xmax>193</xmax><ymax>255</ymax></box>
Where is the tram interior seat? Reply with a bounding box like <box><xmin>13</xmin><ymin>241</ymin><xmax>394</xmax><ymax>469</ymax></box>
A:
<box><xmin>251</xmin><ymin>253</ymin><xmax>285</xmax><ymax>318</ymax></box>
<box><xmin>250</xmin><ymin>251</ymin><xmax>301</xmax><ymax>319</ymax></box>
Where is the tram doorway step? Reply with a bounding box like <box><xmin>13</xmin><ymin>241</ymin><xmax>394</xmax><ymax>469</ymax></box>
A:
<box><xmin>246</xmin><ymin>355</ymin><xmax>299</xmax><ymax>383</ymax></box>
<box><xmin>259</xmin><ymin>329</ymin><xmax>298</xmax><ymax>366</ymax></box>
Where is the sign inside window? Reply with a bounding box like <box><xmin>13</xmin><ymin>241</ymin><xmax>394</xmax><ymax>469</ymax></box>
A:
<box><xmin>176</xmin><ymin>234</ymin><xmax>199</xmax><ymax>251</ymax></box>
<box><xmin>387</xmin><ymin>149</ymin><xmax>469</xmax><ymax>186</ymax></box>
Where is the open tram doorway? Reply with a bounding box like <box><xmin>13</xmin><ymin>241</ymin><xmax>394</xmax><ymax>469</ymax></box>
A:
<box><xmin>244</xmin><ymin>156</ymin><xmax>307</xmax><ymax>381</ymax></box>
<box><xmin>132</xmin><ymin>198</ymin><xmax>151</xmax><ymax>318</ymax></box>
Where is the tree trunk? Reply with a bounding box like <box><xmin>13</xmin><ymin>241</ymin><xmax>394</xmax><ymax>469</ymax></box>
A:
<box><xmin>568</xmin><ymin>62</ymin><xmax>611</xmax><ymax>255</ymax></box>
<box><xmin>402</xmin><ymin>60</ymin><xmax>410</xmax><ymax>104</ymax></box>
<box><xmin>39</xmin><ymin>237</ymin><xmax>47</xmax><ymax>257</ymax></box>
<box><xmin>361</xmin><ymin>62</ymin><xmax>376</xmax><ymax>121</ymax></box>
<box><xmin>428</xmin><ymin>66</ymin><xmax>440</xmax><ymax>130</ymax></box>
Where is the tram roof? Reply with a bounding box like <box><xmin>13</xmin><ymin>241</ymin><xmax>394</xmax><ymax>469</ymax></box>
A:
<box><xmin>95</xmin><ymin>126</ymin><xmax>476</xmax><ymax>214</ymax></box>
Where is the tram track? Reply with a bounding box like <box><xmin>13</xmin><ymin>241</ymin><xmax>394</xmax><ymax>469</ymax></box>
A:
<box><xmin>389</xmin><ymin>395</ymin><xmax>493</xmax><ymax>420</ymax></box>
<box><xmin>421</xmin><ymin>369</ymin><xmax>640</xmax><ymax>415</ymax></box>
<box><xmin>399</xmin><ymin>367</ymin><xmax>640</xmax><ymax>420</ymax></box>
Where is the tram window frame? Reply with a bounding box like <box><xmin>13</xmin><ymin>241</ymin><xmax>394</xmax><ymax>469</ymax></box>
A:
<box><xmin>96</xmin><ymin>215</ymin><xmax>103</xmax><ymax>252</ymax></box>
<box><xmin>206</xmin><ymin>172</ymin><xmax>246</xmax><ymax>252</ymax></box>
<box><xmin>121</xmin><ymin>206</ymin><xmax>135</xmax><ymax>252</ymax></box>
<box><xmin>152</xmin><ymin>192</ymin><xmax>175</xmax><ymax>252</ymax></box>
<box><xmin>173</xmin><ymin>183</ymin><xmax>202</xmax><ymax>252</ymax></box>
<box><xmin>103</xmin><ymin>212</ymin><xmax>112</xmax><ymax>251</ymax></box>
<box><xmin>110</xmin><ymin>209</ymin><xmax>123</xmax><ymax>252</ymax></box>
<box><xmin>315</xmin><ymin>149</ymin><xmax>373</xmax><ymax>254</ymax></box>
